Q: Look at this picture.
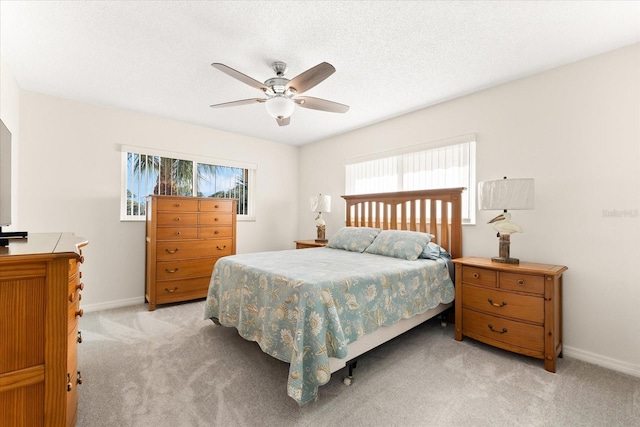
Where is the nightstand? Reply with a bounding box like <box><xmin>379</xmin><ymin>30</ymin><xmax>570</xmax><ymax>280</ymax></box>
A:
<box><xmin>453</xmin><ymin>257</ymin><xmax>567</xmax><ymax>372</ymax></box>
<box><xmin>294</xmin><ymin>240</ymin><xmax>327</xmax><ymax>249</ymax></box>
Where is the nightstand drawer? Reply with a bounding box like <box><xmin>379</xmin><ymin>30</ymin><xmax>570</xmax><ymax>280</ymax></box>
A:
<box><xmin>500</xmin><ymin>272</ymin><xmax>544</xmax><ymax>295</ymax></box>
<box><xmin>461</xmin><ymin>284</ymin><xmax>544</xmax><ymax>324</ymax></box>
<box><xmin>462</xmin><ymin>309</ymin><xmax>544</xmax><ymax>352</ymax></box>
<box><xmin>462</xmin><ymin>266</ymin><xmax>497</xmax><ymax>287</ymax></box>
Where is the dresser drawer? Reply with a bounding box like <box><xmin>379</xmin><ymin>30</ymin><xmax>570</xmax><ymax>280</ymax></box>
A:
<box><xmin>156</xmin><ymin>239</ymin><xmax>234</xmax><ymax>260</ymax></box>
<box><xmin>156</xmin><ymin>198</ymin><xmax>199</xmax><ymax>212</ymax></box>
<box><xmin>500</xmin><ymin>272</ymin><xmax>544</xmax><ymax>295</ymax></box>
<box><xmin>157</xmin><ymin>212</ymin><xmax>198</xmax><ymax>226</ymax></box>
<box><xmin>156</xmin><ymin>227</ymin><xmax>198</xmax><ymax>240</ymax></box>
<box><xmin>461</xmin><ymin>283</ymin><xmax>544</xmax><ymax>324</ymax></box>
<box><xmin>154</xmin><ymin>276</ymin><xmax>211</xmax><ymax>304</ymax></box>
<box><xmin>462</xmin><ymin>309</ymin><xmax>544</xmax><ymax>352</ymax></box>
<box><xmin>200</xmin><ymin>199</ymin><xmax>235</xmax><ymax>212</ymax></box>
<box><xmin>199</xmin><ymin>226</ymin><xmax>233</xmax><ymax>239</ymax></box>
<box><xmin>199</xmin><ymin>213</ymin><xmax>233</xmax><ymax>226</ymax></box>
<box><xmin>156</xmin><ymin>258</ymin><xmax>218</xmax><ymax>280</ymax></box>
<box><xmin>462</xmin><ymin>266</ymin><xmax>497</xmax><ymax>287</ymax></box>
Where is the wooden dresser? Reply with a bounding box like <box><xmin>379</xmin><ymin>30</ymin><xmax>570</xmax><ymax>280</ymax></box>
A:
<box><xmin>145</xmin><ymin>195</ymin><xmax>237</xmax><ymax>311</ymax></box>
<box><xmin>453</xmin><ymin>257</ymin><xmax>567</xmax><ymax>372</ymax></box>
<box><xmin>0</xmin><ymin>233</ymin><xmax>87</xmax><ymax>426</ymax></box>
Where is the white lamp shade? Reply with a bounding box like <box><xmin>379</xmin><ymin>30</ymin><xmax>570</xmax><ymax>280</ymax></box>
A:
<box><xmin>310</xmin><ymin>194</ymin><xmax>331</xmax><ymax>213</ymax></box>
<box><xmin>265</xmin><ymin>96</ymin><xmax>295</xmax><ymax>119</ymax></box>
<box><xmin>478</xmin><ymin>178</ymin><xmax>534</xmax><ymax>210</ymax></box>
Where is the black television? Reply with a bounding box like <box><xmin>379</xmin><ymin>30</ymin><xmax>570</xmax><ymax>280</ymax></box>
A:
<box><xmin>0</xmin><ymin>118</ymin><xmax>27</xmax><ymax>246</ymax></box>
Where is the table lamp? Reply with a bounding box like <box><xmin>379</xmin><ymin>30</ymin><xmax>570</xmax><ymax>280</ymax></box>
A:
<box><xmin>310</xmin><ymin>194</ymin><xmax>331</xmax><ymax>243</ymax></box>
<box><xmin>478</xmin><ymin>177</ymin><xmax>534</xmax><ymax>264</ymax></box>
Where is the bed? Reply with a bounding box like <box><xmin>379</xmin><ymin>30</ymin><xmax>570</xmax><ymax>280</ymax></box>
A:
<box><xmin>204</xmin><ymin>188</ymin><xmax>464</xmax><ymax>405</ymax></box>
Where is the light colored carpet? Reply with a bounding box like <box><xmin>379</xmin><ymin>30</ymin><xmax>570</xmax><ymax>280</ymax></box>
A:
<box><xmin>77</xmin><ymin>301</ymin><xmax>640</xmax><ymax>426</ymax></box>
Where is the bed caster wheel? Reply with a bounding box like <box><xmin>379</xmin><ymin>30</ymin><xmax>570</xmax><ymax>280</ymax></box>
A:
<box><xmin>343</xmin><ymin>376</ymin><xmax>354</xmax><ymax>386</ymax></box>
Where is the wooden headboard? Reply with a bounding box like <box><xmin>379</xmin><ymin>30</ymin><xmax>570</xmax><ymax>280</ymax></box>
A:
<box><xmin>341</xmin><ymin>188</ymin><xmax>465</xmax><ymax>259</ymax></box>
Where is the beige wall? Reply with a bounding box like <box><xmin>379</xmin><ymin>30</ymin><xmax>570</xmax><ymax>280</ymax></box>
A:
<box><xmin>299</xmin><ymin>44</ymin><xmax>640</xmax><ymax>375</ymax></box>
<box><xmin>13</xmin><ymin>91</ymin><xmax>300</xmax><ymax>311</ymax></box>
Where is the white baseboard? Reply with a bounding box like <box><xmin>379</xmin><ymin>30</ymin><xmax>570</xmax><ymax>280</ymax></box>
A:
<box><xmin>563</xmin><ymin>345</ymin><xmax>640</xmax><ymax>378</ymax></box>
<box><xmin>82</xmin><ymin>297</ymin><xmax>146</xmax><ymax>313</ymax></box>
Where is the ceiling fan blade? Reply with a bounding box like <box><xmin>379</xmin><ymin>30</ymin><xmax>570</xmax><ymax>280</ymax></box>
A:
<box><xmin>286</xmin><ymin>62</ymin><xmax>336</xmax><ymax>94</ymax></box>
<box><xmin>276</xmin><ymin>116</ymin><xmax>291</xmax><ymax>126</ymax></box>
<box><xmin>210</xmin><ymin>98</ymin><xmax>266</xmax><ymax>108</ymax></box>
<box><xmin>211</xmin><ymin>63</ymin><xmax>269</xmax><ymax>92</ymax></box>
<box><xmin>294</xmin><ymin>96</ymin><xmax>349</xmax><ymax>113</ymax></box>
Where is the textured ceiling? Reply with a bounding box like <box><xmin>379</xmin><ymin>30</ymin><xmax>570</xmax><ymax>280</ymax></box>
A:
<box><xmin>1</xmin><ymin>1</ymin><xmax>639</xmax><ymax>146</ymax></box>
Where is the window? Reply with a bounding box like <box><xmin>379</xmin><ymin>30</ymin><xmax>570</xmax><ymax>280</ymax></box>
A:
<box><xmin>345</xmin><ymin>134</ymin><xmax>476</xmax><ymax>223</ymax></box>
<box><xmin>121</xmin><ymin>145</ymin><xmax>256</xmax><ymax>221</ymax></box>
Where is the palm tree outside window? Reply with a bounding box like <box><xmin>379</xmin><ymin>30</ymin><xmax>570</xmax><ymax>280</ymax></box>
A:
<box><xmin>121</xmin><ymin>147</ymin><xmax>255</xmax><ymax>220</ymax></box>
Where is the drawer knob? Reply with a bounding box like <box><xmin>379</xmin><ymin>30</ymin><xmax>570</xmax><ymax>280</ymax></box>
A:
<box><xmin>488</xmin><ymin>324</ymin><xmax>507</xmax><ymax>334</ymax></box>
<box><xmin>67</xmin><ymin>373</ymin><xmax>72</xmax><ymax>392</ymax></box>
<box><xmin>77</xmin><ymin>371</ymin><xmax>83</xmax><ymax>385</ymax></box>
<box><xmin>215</xmin><ymin>204</ymin><xmax>220</xmax><ymax>208</ymax></box>
<box><xmin>517</xmin><ymin>279</ymin><xmax>525</xmax><ymax>286</ymax></box>
<box><xmin>487</xmin><ymin>298</ymin><xmax>507</xmax><ymax>308</ymax></box>
<box><xmin>77</xmin><ymin>282</ymin><xmax>84</xmax><ymax>292</ymax></box>
<box><xmin>214</xmin><ymin>230</ymin><xmax>220</xmax><ymax>235</ymax></box>
<box><xmin>77</xmin><ymin>331</ymin><xmax>83</xmax><ymax>343</ymax></box>
<box><xmin>69</xmin><ymin>293</ymin><xmax>75</xmax><ymax>303</ymax></box>
<box><xmin>174</xmin><ymin>217</ymin><xmax>181</xmax><ymax>222</ymax></box>
<box><xmin>175</xmin><ymin>203</ymin><xmax>181</xmax><ymax>207</ymax></box>
<box><xmin>165</xmin><ymin>268</ymin><xmax>179</xmax><ymax>274</ymax></box>
<box><xmin>175</xmin><ymin>231</ymin><xmax>182</xmax><ymax>236</ymax></box>
<box><xmin>216</xmin><ymin>245</ymin><xmax>227</xmax><ymax>250</ymax></box>
<box><xmin>214</xmin><ymin>217</ymin><xmax>220</xmax><ymax>221</ymax></box>
<box><xmin>165</xmin><ymin>248</ymin><xmax>179</xmax><ymax>254</ymax></box>
<box><xmin>473</xmin><ymin>273</ymin><xmax>480</xmax><ymax>279</ymax></box>
<box><xmin>78</xmin><ymin>255</ymin><xmax>85</xmax><ymax>264</ymax></box>
<box><xmin>164</xmin><ymin>287</ymin><xmax>178</xmax><ymax>293</ymax></box>
<box><xmin>75</xmin><ymin>309</ymin><xmax>84</xmax><ymax>318</ymax></box>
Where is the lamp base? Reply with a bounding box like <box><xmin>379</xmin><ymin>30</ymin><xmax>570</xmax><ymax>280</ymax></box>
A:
<box><xmin>491</xmin><ymin>256</ymin><xmax>520</xmax><ymax>264</ymax></box>
<box><xmin>492</xmin><ymin>234</ymin><xmax>519</xmax><ymax>264</ymax></box>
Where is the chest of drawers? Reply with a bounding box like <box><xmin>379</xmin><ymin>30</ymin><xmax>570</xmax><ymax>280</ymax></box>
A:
<box><xmin>453</xmin><ymin>257</ymin><xmax>567</xmax><ymax>372</ymax></box>
<box><xmin>1</xmin><ymin>233</ymin><xmax>87</xmax><ymax>426</ymax></box>
<box><xmin>145</xmin><ymin>195</ymin><xmax>237</xmax><ymax>311</ymax></box>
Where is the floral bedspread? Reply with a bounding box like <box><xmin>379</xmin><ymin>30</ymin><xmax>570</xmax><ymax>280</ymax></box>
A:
<box><xmin>203</xmin><ymin>247</ymin><xmax>454</xmax><ymax>405</ymax></box>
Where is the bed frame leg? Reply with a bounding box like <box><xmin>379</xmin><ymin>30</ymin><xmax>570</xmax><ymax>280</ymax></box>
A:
<box><xmin>211</xmin><ymin>317</ymin><xmax>221</xmax><ymax>326</ymax></box>
<box><xmin>343</xmin><ymin>360</ymin><xmax>358</xmax><ymax>386</ymax></box>
<box><xmin>440</xmin><ymin>313</ymin><xmax>448</xmax><ymax>327</ymax></box>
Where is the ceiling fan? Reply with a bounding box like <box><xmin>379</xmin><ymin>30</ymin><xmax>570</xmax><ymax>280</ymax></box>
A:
<box><xmin>210</xmin><ymin>61</ymin><xmax>349</xmax><ymax>126</ymax></box>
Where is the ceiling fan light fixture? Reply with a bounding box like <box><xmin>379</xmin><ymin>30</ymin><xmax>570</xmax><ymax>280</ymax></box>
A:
<box><xmin>265</xmin><ymin>96</ymin><xmax>295</xmax><ymax>119</ymax></box>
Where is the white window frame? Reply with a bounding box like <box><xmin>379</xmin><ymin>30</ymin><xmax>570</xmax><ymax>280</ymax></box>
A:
<box><xmin>120</xmin><ymin>145</ymin><xmax>257</xmax><ymax>221</ymax></box>
<box><xmin>344</xmin><ymin>134</ymin><xmax>476</xmax><ymax>224</ymax></box>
